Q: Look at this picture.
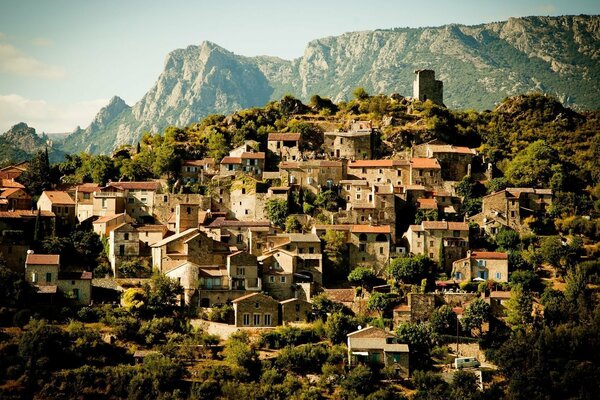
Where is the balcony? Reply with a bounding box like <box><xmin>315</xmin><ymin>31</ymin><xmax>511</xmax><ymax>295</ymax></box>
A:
<box><xmin>94</xmin><ymin>191</ymin><xmax>125</xmax><ymax>198</ymax></box>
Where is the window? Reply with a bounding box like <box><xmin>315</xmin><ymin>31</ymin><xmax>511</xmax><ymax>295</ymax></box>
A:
<box><xmin>510</xmin><ymin>211</ymin><xmax>515</xmax><ymax>218</ymax></box>
<box><xmin>356</xmin><ymin>194</ymin><xmax>361</xmax><ymax>200</ymax></box>
<box><xmin>32</xmin><ymin>272</ymin><xmax>37</xmax><ymax>283</ymax></box>
<box><xmin>346</xmin><ymin>185</ymin><xmax>350</xmax><ymax>190</ymax></box>
<box><xmin>163</xmin><ymin>195</ymin><xmax>168</xmax><ymax>202</ymax></box>
<box><xmin>255</xmin><ymin>302</ymin><xmax>260</xmax><ymax>309</ymax></box>
<box><xmin>359</xmin><ymin>233</ymin><xmax>367</xmax><ymax>242</ymax></box>
<box><xmin>453</xmin><ymin>230</ymin><xmax>460</xmax><ymax>237</ymax></box>
<box><xmin>264</xmin><ymin>314</ymin><xmax>271</xmax><ymax>325</ymax></box>
<box><xmin>73</xmin><ymin>288</ymin><xmax>80</xmax><ymax>300</ymax></box>
<box><xmin>128</xmin><ymin>198</ymin><xmax>134</xmax><ymax>204</ymax></box>
<box><xmin>429</xmin><ymin>240</ymin><xmax>434</xmax><ymax>247</ymax></box>
<box><xmin>243</xmin><ymin>313</ymin><xmax>250</xmax><ymax>326</ymax></box>
<box><xmin>269</xmin><ymin>276</ymin><xmax>275</xmax><ymax>283</ymax></box>
<box><xmin>83</xmin><ymin>193</ymin><xmax>90</xmax><ymax>199</ymax></box>
<box><xmin>71</xmin><ymin>280</ymin><xmax>75</xmax><ymax>285</ymax></box>
<box><xmin>495</xmin><ymin>272</ymin><xmax>502</xmax><ymax>280</ymax></box>
<box><xmin>295</xmin><ymin>304</ymin><xmax>300</xmax><ymax>312</ymax></box>
<box><xmin>455</xmin><ymin>272</ymin><xmax>462</xmax><ymax>280</ymax></box>
<box><xmin>124</xmin><ymin>233</ymin><xmax>129</xmax><ymax>240</ymax></box>
<box><xmin>186</xmin><ymin>207</ymin><xmax>191</xmax><ymax>214</ymax></box>
<box><xmin>245</xmin><ymin>209</ymin><xmax>249</xmax><ymax>215</ymax></box>
<box><xmin>359</xmin><ymin>243</ymin><xmax>366</xmax><ymax>252</ymax></box>
<box><xmin>237</xmin><ymin>234</ymin><xmax>243</xmax><ymax>243</ymax></box>
<box><xmin>309</xmin><ymin>247</ymin><xmax>314</xmax><ymax>254</ymax></box>
<box><xmin>46</xmin><ymin>272</ymin><xmax>52</xmax><ymax>283</ymax></box>
<box><xmin>140</xmin><ymin>197</ymin><xmax>147</xmax><ymax>203</ymax></box>
<box><xmin>280</xmin><ymin>276</ymin><xmax>286</xmax><ymax>283</ymax></box>
<box><xmin>254</xmin><ymin>314</ymin><xmax>261</xmax><ymax>325</ymax></box>
<box><xmin>242</xmin><ymin>188</ymin><xmax>246</xmax><ymax>194</ymax></box>
<box><xmin>237</xmin><ymin>267</ymin><xmax>245</xmax><ymax>276</ymax></box>
<box><xmin>379</xmin><ymin>247</ymin><xmax>384</xmax><ymax>254</ymax></box>
<box><xmin>397</xmin><ymin>170</ymin><xmax>401</xmax><ymax>177</ymax></box>
<box><xmin>476</xmin><ymin>260</ymin><xmax>487</xmax><ymax>267</ymax></box>
<box><xmin>119</xmin><ymin>245</ymin><xmax>125</xmax><ymax>256</ymax></box>
<box><xmin>102</xmin><ymin>199</ymin><xmax>107</xmax><ymax>209</ymax></box>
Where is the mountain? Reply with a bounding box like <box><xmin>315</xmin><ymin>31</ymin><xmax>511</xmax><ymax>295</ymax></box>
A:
<box><xmin>65</xmin><ymin>15</ymin><xmax>600</xmax><ymax>154</ymax></box>
<box><xmin>0</xmin><ymin>123</ymin><xmax>66</xmax><ymax>165</ymax></box>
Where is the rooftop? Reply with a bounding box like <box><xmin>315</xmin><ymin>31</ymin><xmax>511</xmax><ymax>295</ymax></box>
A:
<box><xmin>207</xmin><ymin>217</ymin><xmax>271</xmax><ymax>229</ymax></box>
<box><xmin>41</xmin><ymin>191</ymin><xmax>75</xmax><ymax>205</ymax></box>
<box><xmin>349</xmin><ymin>159</ymin><xmax>408</xmax><ymax>168</ymax></box>
<box><xmin>268</xmin><ymin>132</ymin><xmax>301</xmax><ymax>141</ymax></box>
<box><xmin>108</xmin><ymin>181</ymin><xmax>161</xmax><ymax>191</ymax></box>
<box><xmin>26</xmin><ymin>254</ymin><xmax>60</xmax><ymax>265</ymax></box>
<box><xmin>410</xmin><ymin>158</ymin><xmax>441</xmax><ymax>169</ymax></box>
<box><xmin>471</xmin><ymin>251</ymin><xmax>508</xmax><ymax>260</ymax></box>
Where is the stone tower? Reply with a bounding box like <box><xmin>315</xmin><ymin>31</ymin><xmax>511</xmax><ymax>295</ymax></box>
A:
<box><xmin>413</xmin><ymin>70</ymin><xmax>444</xmax><ymax>106</ymax></box>
<box><xmin>175</xmin><ymin>203</ymin><xmax>199</xmax><ymax>233</ymax></box>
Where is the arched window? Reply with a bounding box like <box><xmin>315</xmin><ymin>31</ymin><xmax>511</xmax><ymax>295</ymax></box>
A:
<box><xmin>375</xmin><ymin>234</ymin><xmax>387</xmax><ymax>242</ymax></box>
<box><xmin>359</xmin><ymin>233</ymin><xmax>367</xmax><ymax>242</ymax></box>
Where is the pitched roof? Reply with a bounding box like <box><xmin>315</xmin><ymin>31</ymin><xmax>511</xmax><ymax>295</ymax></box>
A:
<box><xmin>351</xmin><ymin>225</ymin><xmax>391</xmax><ymax>234</ymax></box>
<box><xmin>150</xmin><ymin>228</ymin><xmax>199</xmax><ymax>247</ymax></box>
<box><xmin>421</xmin><ymin>221</ymin><xmax>469</xmax><ymax>231</ymax></box>
<box><xmin>0</xmin><ymin>187</ymin><xmax>29</xmax><ymax>198</ymax></box>
<box><xmin>268</xmin><ymin>132</ymin><xmax>301</xmax><ymax>141</ymax></box>
<box><xmin>108</xmin><ymin>181</ymin><xmax>161</xmax><ymax>191</ymax></box>
<box><xmin>93</xmin><ymin>213</ymin><xmax>128</xmax><ymax>224</ymax></box>
<box><xmin>59</xmin><ymin>271</ymin><xmax>93</xmax><ymax>280</ymax></box>
<box><xmin>410</xmin><ymin>158</ymin><xmax>441</xmax><ymax>169</ymax></box>
<box><xmin>26</xmin><ymin>254</ymin><xmax>60</xmax><ymax>265</ymax></box>
<box><xmin>221</xmin><ymin>157</ymin><xmax>242</xmax><ymax>164</ymax></box>
<box><xmin>280</xmin><ymin>297</ymin><xmax>309</xmax><ymax>304</ymax></box>
<box><xmin>207</xmin><ymin>217</ymin><xmax>271</xmax><ymax>229</ymax></box>
<box><xmin>322</xmin><ymin>288</ymin><xmax>355</xmax><ymax>303</ymax></box>
<box><xmin>471</xmin><ymin>251</ymin><xmax>508</xmax><ymax>260</ymax></box>
<box><xmin>0</xmin><ymin>179</ymin><xmax>25</xmax><ymax>189</ymax></box>
<box><xmin>76</xmin><ymin>183</ymin><xmax>101</xmax><ymax>193</ymax></box>
<box><xmin>418</xmin><ymin>198</ymin><xmax>438</xmax><ymax>209</ymax></box>
<box><xmin>182</xmin><ymin>158</ymin><xmax>215</xmax><ymax>166</ymax></box>
<box><xmin>240</xmin><ymin>152</ymin><xmax>265</xmax><ymax>160</ymax></box>
<box><xmin>231</xmin><ymin>292</ymin><xmax>277</xmax><ymax>303</ymax></box>
<box><xmin>41</xmin><ymin>191</ymin><xmax>75</xmax><ymax>205</ymax></box>
<box><xmin>427</xmin><ymin>144</ymin><xmax>476</xmax><ymax>155</ymax></box>
<box><xmin>0</xmin><ymin>210</ymin><xmax>55</xmax><ymax>218</ymax></box>
<box><xmin>349</xmin><ymin>159</ymin><xmax>408</xmax><ymax>168</ymax></box>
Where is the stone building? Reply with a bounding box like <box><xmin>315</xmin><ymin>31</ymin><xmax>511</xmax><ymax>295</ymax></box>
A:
<box><xmin>280</xmin><ymin>298</ymin><xmax>312</xmax><ymax>324</ymax></box>
<box><xmin>153</xmin><ymin>192</ymin><xmax>210</xmax><ymax>226</ymax></box>
<box><xmin>108</xmin><ymin>223</ymin><xmax>141</xmax><ymax>277</ymax></box>
<box><xmin>204</xmin><ymin>217</ymin><xmax>273</xmax><ymax>255</ymax></box>
<box><xmin>232</xmin><ymin>292</ymin><xmax>279</xmax><ymax>327</ymax></box>
<box><xmin>180</xmin><ymin>158</ymin><xmax>218</xmax><ymax>184</ymax></box>
<box><xmin>73</xmin><ymin>183</ymin><xmax>100</xmax><ymax>222</ymax></box>
<box><xmin>347</xmin><ymin>159</ymin><xmax>409</xmax><ymax>186</ymax></box>
<box><xmin>92</xmin><ymin>185</ymin><xmax>126</xmax><ymax>218</ymax></box>
<box><xmin>339</xmin><ymin>181</ymin><xmax>398</xmax><ymax>234</ymax></box>
<box><xmin>37</xmin><ymin>191</ymin><xmax>76</xmax><ymax>228</ymax></box>
<box><xmin>469</xmin><ymin>188</ymin><xmax>553</xmax><ymax>236</ymax></box>
<box><xmin>265</xmin><ymin>233</ymin><xmax>323</xmax><ymax>285</ymax></box>
<box><xmin>0</xmin><ymin>187</ymin><xmax>31</xmax><ymax>211</ymax></box>
<box><xmin>258</xmin><ymin>249</ymin><xmax>298</xmax><ymax>300</ymax></box>
<box><xmin>412</xmin><ymin>140</ymin><xmax>476</xmax><ymax>181</ymax></box>
<box><xmin>267</xmin><ymin>132</ymin><xmax>302</xmax><ymax>162</ymax></box>
<box><xmin>220</xmin><ymin>152</ymin><xmax>265</xmax><ymax>178</ymax></box>
<box><xmin>324</xmin><ymin>121</ymin><xmax>372</xmax><ymax>160</ymax></box>
<box><xmin>404</xmin><ymin>221</ymin><xmax>469</xmax><ymax>271</ymax></box>
<box><xmin>92</xmin><ymin>213</ymin><xmax>133</xmax><ymax>237</ymax></box>
<box><xmin>452</xmin><ymin>251</ymin><xmax>509</xmax><ymax>283</ymax></box>
<box><xmin>280</xmin><ymin>160</ymin><xmax>345</xmax><ymax>194</ymax></box>
<box><xmin>409</xmin><ymin>158</ymin><xmax>442</xmax><ymax>189</ymax></box>
<box><xmin>0</xmin><ymin>162</ymin><xmax>28</xmax><ymax>180</ymax></box>
<box><xmin>107</xmin><ymin>181</ymin><xmax>162</xmax><ymax>222</ymax></box>
<box><xmin>413</xmin><ymin>69</ymin><xmax>443</xmax><ymax>106</ymax></box>
<box><xmin>347</xmin><ymin>326</ymin><xmax>410</xmax><ymax>378</ymax></box>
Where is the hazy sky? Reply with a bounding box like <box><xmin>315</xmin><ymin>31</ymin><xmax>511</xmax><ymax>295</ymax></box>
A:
<box><xmin>0</xmin><ymin>0</ymin><xmax>598</xmax><ymax>133</ymax></box>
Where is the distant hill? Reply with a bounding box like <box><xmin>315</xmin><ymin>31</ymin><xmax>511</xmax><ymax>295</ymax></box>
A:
<box><xmin>0</xmin><ymin>122</ymin><xmax>66</xmax><ymax>165</ymax></box>
<box><xmin>62</xmin><ymin>15</ymin><xmax>600</xmax><ymax>154</ymax></box>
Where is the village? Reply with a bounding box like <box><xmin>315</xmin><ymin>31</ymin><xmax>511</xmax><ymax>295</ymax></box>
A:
<box><xmin>0</xmin><ymin>71</ymin><xmax>592</xmax><ymax>399</ymax></box>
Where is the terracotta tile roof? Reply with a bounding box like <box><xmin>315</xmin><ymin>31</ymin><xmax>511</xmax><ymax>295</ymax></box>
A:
<box><xmin>490</xmin><ymin>291</ymin><xmax>511</xmax><ymax>299</ymax></box>
<box><xmin>240</xmin><ymin>152</ymin><xmax>265</xmax><ymax>160</ymax></box>
<box><xmin>351</xmin><ymin>225</ymin><xmax>391</xmax><ymax>234</ymax></box>
<box><xmin>471</xmin><ymin>251</ymin><xmax>508</xmax><ymax>260</ymax></box>
<box><xmin>109</xmin><ymin>181</ymin><xmax>161</xmax><ymax>191</ymax></box>
<box><xmin>93</xmin><ymin>213</ymin><xmax>128</xmax><ymax>224</ymax></box>
<box><xmin>313</xmin><ymin>224</ymin><xmax>353</xmax><ymax>231</ymax></box>
<box><xmin>279</xmin><ymin>161</ymin><xmax>299</xmax><ymax>169</ymax></box>
<box><xmin>349</xmin><ymin>159</ymin><xmax>408</xmax><ymax>168</ymax></box>
<box><xmin>427</xmin><ymin>145</ymin><xmax>476</xmax><ymax>155</ymax></box>
<box><xmin>323</xmin><ymin>288</ymin><xmax>355</xmax><ymax>303</ymax></box>
<box><xmin>221</xmin><ymin>156</ymin><xmax>242</xmax><ymax>164</ymax></box>
<box><xmin>282</xmin><ymin>160</ymin><xmax>343</xmax><ymax>169</ymax></box>
<box><xmin>0</xmin><ymin>188</ymin><xmax>28</xmax><ymax>198</ymax></box>
<box><xmin>421</xmin><ymin>221</ymin><xmax>469</xmax><ymax>230</ymax></box>
<box><xmin>0</xmin><ymin>210</ymin><xmax>54</xmax><ymax>218</ymax></box>
<box><xmin>76</xmin><ymin>183</ymin><xmax>101</xmax><ymax>193</ymax></box>
<box><xmin>418</xmin><ymin>198</ymin><xmax>438</xmax><ymax>209</ymax></box>
<box><xmin>26</xmin><ymin>254</ymin><xmax>60</xmax><ymax>265</ymax></box>
<box><xmin>410</xmin><ymin>158</ymin><xmax>441</xmax><ymax>169</ymax></box>
<box><xmin>42</xmin><ymin>191</ymin><xmax>75</xmax><ymax>205</ymax></box>
<box><xmin>231</xmin><ymin>292</ymin><xmax>277</xmax><ymax>303</ymax></box>
<box><xmin>207</xmin><ymin>217</ymin><xmax>271</xmax><ymax>229</ymax></box>
<box><xmin>0</xmin><ymin>179</ymin><xmax>25</xmax><ymax>189</ymax></box>
<box><xmin>268</xmin><ymin>132</ymin><xmax>301</xmax><ymax>141</ymax></box>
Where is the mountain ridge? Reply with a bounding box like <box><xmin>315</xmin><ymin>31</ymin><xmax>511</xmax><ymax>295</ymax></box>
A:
<box><xmin>60</xmin><ymin>15</ymin><xmax>600</xmax><ymax>154</ymax></box>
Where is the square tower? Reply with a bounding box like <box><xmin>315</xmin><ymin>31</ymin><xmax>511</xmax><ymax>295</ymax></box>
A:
<box><xmin>413</xmin><ymin>70</ymin><xmax>444</xmax><ymax>106</ymax></box>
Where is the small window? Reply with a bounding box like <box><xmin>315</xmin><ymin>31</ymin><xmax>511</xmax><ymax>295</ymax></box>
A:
<box><xmin>243</xmin><ymin>313</ymin><xmax>250</xmax><ymax>326</ymax></box>
<box><xmin>242</xmin><ymin>188</ymin><xmax>246</xmax><ymax>194</ymax></box>
<box><xmin>187</xmin><ymin>207</ymin><xmax>191</xmax><ymax>214</ymax></box>
<box><xmin>119</xmin><ymin>245</ymin><xmax>125</xmax><ymax>256</ymax></box>
<box><xmin>280</xmin><ymin>276</ymin><xmax>286</xmax><ymax>283</ymax></box>
<box><xmin>83</xmin><ymin>193</ymin><xmax>90</xmax><ymax>199</ymax></box>
<box><xmin>163</xmin><ymin>195</ymin><xmax>168</xmax><ymax>202</ymax></box>
<box><xmin>254</xmin><ymin>314</ymin><xmax>261</xmax><ymax>325</ymax></box>
<box><xmin>495</xmin><ymin>272</ymin><xmax>502</xmax><ymax>279</ymax></box>
<box><xmin>379</xmin><ymin>247</ymin><xmax>384</xmax><ymax>254</ymax></box>
<box><xmin>295</xmin><ymin>304</ymin><xmax>300</xmax><ymax>312</ymax></box>
<box><xmin>237</xmin><ymin>267</ymin><xmax>245</xmax><ymax>275</ymax></box>
<box><xmin>264</xmin><ymin>314</ymin><xmax>271</xmax><ymax>325</ymax></box>
<box><xmin>124</xmin><ymin>233</ymin><xmax>129</xmax><ymax>240</ymax></box>
<box><xmin>255</xmin><ymin>302</ymin><xmax>260</xmax><ymax>309</ymax></box>
<box><xmin>46</xmin><ymin>272</ymin><xmax>52</xmax><ymax>283</ymax></box>
<box><xmin>359</xmin><ymin>243</ymin><xmax>366</xmax><ymax>252</ymax></box>
<box><xmin>269</xmin><ymin>276</ymin><xmax>275</xmax><ymax>283</ymax></box>
<box><xmin>73</xmin><ymin>288</ymin><xmax>80</xmax><ymax>300</ymax></box>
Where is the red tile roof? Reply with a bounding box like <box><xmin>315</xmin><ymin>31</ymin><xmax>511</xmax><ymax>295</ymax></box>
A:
<box><xmin>26</xmin><ymin>254</ymin><xmax>60</xmax><ymax>265</ymax></box>
<box><xmin>471</xmin><ymin>251</ymin><xmax>508</xmax><ymax>260</ymax></box>
<box><xmin>0</xmin><ymin>188</ymin><xmax>29</xmax><ymax>198</ymax></box>
<box><xmin>76</xmin><ymin>183</ymin><xmax>101</xmax><ymax>193</ymax></box>
<box><xmin>109</xmin><ymin>181</ymin><xmax>161</xmax><ymax>191</ymax></box>
<box><xmin>349</xmin><ymin>159</ymin><xmax>408</xmax><ymax>168</ymax></box>
<box><xmin>0</xmin><ymin>210</ymin><xmax>54</xmax><ymax>218</ymax></box>
<box><xmin>268</xmin><ymin>132</ymin><xmax>301</xmax><ymax>141</ymax></box>
<box><xmin>207</xmin><ymin>217</ymin><xmax>271</xmax><ymax>228</ymax></box>
<box><xmin>352</xmin><ymin>225</ymin><xmax>391</xmax><ymax>234</ymax></box>
<box><xmin>221</xmin><ymin>157</ymin><xmax>242</xmax><ymax>164</ymax></box>
<box><xmin>42</xmin><ymin>191</ymin><xmax>75</xmax><ymax>205</ymax></box>
<box><xmin>0</xmin><ymin>179</ymin><xmax>25</xmax><ymax>189</ymax></box>
<box><xmin>427</xmin><ymin>144</ymin><xmax>476</xmax><ymax>155</ymax></box>
<box><xmin>240</xmin><ymin>152</ymin><xmax>265</xmax><ymax>160</ymax></box>
<box><xmin>410</xmin><ymin>158</ymin><xmax>441</xmax><ymax>169</ymax></box>
<box><xmin>418</xmin><ymin>198</ymin><xmax>438</xmax><ymax>209</ymax></box>
<box><xmin>421</xmin><ymin>221</ymin><xmax>469</xmax><ymax>230</ymax></box>
<box><xmin>183</xmin><ymin>158</ymin><xmax>215</xmax><ymax>166</ymax></box>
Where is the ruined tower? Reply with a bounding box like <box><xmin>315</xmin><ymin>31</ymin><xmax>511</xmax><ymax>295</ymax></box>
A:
<box><xmin>413</xmin><ymin>70</ymin><xmax>444</xmax><ymax>106</ymax></box>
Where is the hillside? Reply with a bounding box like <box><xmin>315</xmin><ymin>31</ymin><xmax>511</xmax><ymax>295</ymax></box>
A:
<box><xmin>0</xmin><ymin>122</ymin><xmax>66</xmax><ymax>165</ymax></box>
<box><xmin>60</xmin><ymin>15</ymin><xmax>600</xmax><ymax>154</ymax></box>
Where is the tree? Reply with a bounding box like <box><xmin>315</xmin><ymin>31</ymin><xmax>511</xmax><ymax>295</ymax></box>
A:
<box><xmin>495</xmin><ymin>229</ymin><xmax>520</xmax><ymax>251</ymax></box>
<box><xmin>142</xmin><ymin>274</ymin><xmax>183</xmax><ymax>317</ymax></box>
<box><xmin>367</xmin><ymin>292</ymin><xmax>393</xmax><ymax>317</ymax></box>
<box><xmin>206</xmin><ymin>131</ymin><xmax>229</xmax><ymax>160</ymax></box>
<box><xmin>429</xmin><ymin>305</ymin><xmax>458</xmax><ymax>335</ymax></box>
<box><xmin>450</xmin><ymin>370</ymin><xmax>481</xmax><ymax>400</ymax></box>
<box><xmin>341</xmin><ymin>364</ymin><xmax>373</xmax><ymax>396</ymax></box>
<box><xmin>265</xmin><ymin>199</ymin><xmax>288</xmax><ymax>229</ymax></box>
<box><xmin>509</xmin><ymin>270</ymin><xmax>542</xmax><ymax>293</ymax></box>
<box><xmin>353</xmin><ymin>87</ymin><xmax>369</xmax><ymax>100</ymax></box>
<box><xmin>396</xmin><ymin>322</ymin><xmax>436</xmax><ymax>369</ymax></box>
<box><xmin>324</xmin><ymin>312</ymin><xmax>356</xmax><ymax>344</ymax></box>
<box><xmin>323</xmin><ymin>230</ymin><xmax>347</xmax><ymax>281</ymax></box>
<box><xmin>0</xmin><ymin>260</ymin><xmax>35</xmax><ymax>308</ymax></box>
<box><xmin>460</xmin><ymin>298</ymin><xmax>490</xmax><ymax>336</ymax></box>
<box><xmin>18</xmin><ymin>149</ymin><xmax>51</xmax><ymax>196</ymax></box>
<box><xmin>284</xmin><ymin>215</ymin><xmax>301</xmax><ymax>233</ymax></box>
<box><xmin>315</xmin><ymin>190</ymin><xmax>343</xmax><ymax>212</ymax></box>
<box><xmin>505</xmin><ymin>140</ymin><xmax>561</xmax><ymax>187</ymax></box>
<box><xmin>505</xmin><ymin>284</ymin><xmax>534</xmax><ymax>330</ymax></box>
<box><xmin>348</xmin><ymin>266</ymin><xmax>376</xmax><ymax>289</ymax></box>
<box><xmin>388</xmin><ymin>255</ymin><xmax>433</xmax><ymax>284</ymax></box>
<box><xmin>289</xmin><ymin>122</ymin><xmax>323</xmax><ymax>152</ymax></box>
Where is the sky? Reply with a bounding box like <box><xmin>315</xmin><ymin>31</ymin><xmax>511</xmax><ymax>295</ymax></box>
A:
<box><xmin>0</xmin><ymin>0</ymin><xmax>598</xmax><ymax>134</ymax></box>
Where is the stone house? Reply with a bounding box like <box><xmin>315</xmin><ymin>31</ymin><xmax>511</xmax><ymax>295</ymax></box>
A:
<box><xmin>153</xmin><ymin>193</ymin><xmax>210</xmax><ymax>226</ymax></box>
<box><xmin>409</xmin><ymin>158</ymin><xmax>442</xmax><ymax>188</ymax></box>
<box><xmin>404</xmin><ymin>221</ymin><xmax>469</xmax><ymax>271</ymax></box>
<box><xmin>135</xmin><ymin>224</ymin><xmax>169</xmax><ymax>246</ymax></box>
<box><xmin>258</xmin><ymin>248</ymin><xmax>297</xmax><ymax>300</ymax></box>
<box><xmin>452</xmin><ymin>251</ymin><xmax>509</xmax><ymax>282</ymax></box>
<box><xmin>107</xmin><ymin>181</ymin><xmax>162</xmax><ymax>222</ymax></box>
<box><xmin>393</xmin><ymin>292</ymin><xmax>479</xmax><ymax>325</ymax></box>
<box><xmin>267</xmin><ymin>132</ymin><xmax>302</xmax><ymax>162</ymax></box>
<box><xmin>347</xmin><ymin>159</ymin><xmax>409</xmax><ymax>187</ymax></box>
<box><xmin>204</xmin><ymin>217</ymin><xmax>273</xmax><ymax>255</ymax></box>
<box><xmin>412</xmin><ymin>140</ymin><xmax>476</xmax><ymax>181</ymax></box>
<box><xmin>265</xmin><ymin>233</ymin><xmax>323</xmax><ymax>285</ymax></box>
<box><xmin>280</xmin><ymin>160</ymin><xmax>344</xmax><ymax>194</ymax></box>
<box><xmin>25</xmin><ymin>253</ymin><xmax>92</xmax><ymax>305</ymax></box>
<box><xmin>469</xmin><ymin>188</ymin><xmax>553</xmax><ymax>236</ymax></box>
<box><xmin>0</xmin><ymin>162</ymin><xmax>28</xmax><ymax>180</ymax></box>
<box><xmin>339</xmin><ymin>181</ymin><xmax>398</xmax><ymax>233</ymax></box>
<box><xmin>226</xmin><ymin>250</ymin><xmax>261</xmax><ymax>292</ymax></box>
<box><xmin>324</xmin><ymin>121</ymin><xmax>372</xmax><ymax>160</ymax></box>
<box><xmin>228</xmin><ymin>176</ymin><xmax>268</xmax><ymax>221</ymax></box>
<box><xmin>109</xmin><ymin>223</ymin><xmax>141</xmax><ymax>277</ymax></box>
<box><xmin>92</xmin><ymin>213</ymin><xmax>133</xmax><ymax>237</ymax></box>
<box><xmin>347</xmin><ymin>326</ymin><xmax>410</xmax><ymax>378</ymax></box>
<box><xmin>280</xmin><ymin>298</ymin><xmax>312</xmax><ymax>324</ymax></box>
<box><xmin>220</xmin><ymin>152</ymin><xmax>265</xmax><ymax>178</ymax></box>
<box><xmin>37</xmin><ymin>191</ymin><xmax>76</xmax><ymax>227</ymax></box>
<box><xmin>92</xmin><ymin>185</ymin><xmax>126</xmax><ymax>217</ymax></box>
<box><xmin>232</xmin><ymin>292</ymin><xmax>279</xmax><ymax>328</ymax></box>
<box><xmin>72</xmin><ymin>183</ymin><xmax>100</xmax><ymax>222</ymax></box>
<box><xmin>180</xmin><ymin>158</ymin><xmax>218</xmax><ymax>184</ymax></box>
<box><xmin>0</xmin><ymin>187</ymin><xmax>31</xmax><ymax>211</ymax></box>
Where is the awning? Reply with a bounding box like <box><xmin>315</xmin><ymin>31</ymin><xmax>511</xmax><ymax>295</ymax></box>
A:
<box><xmin>352</xmin><ymin>351</ymin><xmax>369</xmax><ymax>356</ymax></box>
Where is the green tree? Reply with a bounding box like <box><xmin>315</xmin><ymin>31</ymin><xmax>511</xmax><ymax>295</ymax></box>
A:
<box><xmin>265</xmin><ymin>199</ymin><xmax>288</xmax><ymax>229</ymax></box>
<box><xmin>289</xmin><ymin>122</ymin><xmax>324</xmax><ymax>152</ymax></box>
<box><xmin>505</xmin><ymin>284</ymin><xmax>534</xmax><ymax>330</ymax></box>
<box><xmin>388</xmin><ymin>255</ymin><xmax>433</xmax><ymax>284</ymax></box>
<box><xmin>505</xmin><ymin>140</ymin><xmax>561</xmax><ymax>187</ymax></box>
<box><xmin>206</xmin><ymin>131</ymin><xmax>229</xmax><ymax>160</ymax></box>
<box><xmin>0</xmin><ymin>260</ymin><xmax>35</xmax><ymax>308</ymax></box>
<box><xmin>367</xmin><ymin>292</ymin><xmax>393</xmax><ymax>317</ymax></box>
<box><xmin>323</xmin><ymin>230</ymin><xmax>347</xmax><ymax>281</ymax></box>
<box><xmin>284</xmin><ymin>215</ymin><xmax>301</xmax><ymax>233</ymax></box>
<box><xmin>143</xmin><ymin>274</ymin><xmax>183</xmax><ymax>317</ymax></box>
<box><xmin>315</xmin><ymin>190</ymin><xmax>343</xmax><ymax>212</ymax></box>
<box><xmin>449</xmin><ymin>370</ymin><xmax>481</xmax><ymax>400</ymax></box>
<box><xmin>429</xmin><ymin>305</ymin><xmax>458</xmax><ymax>335</ymax></box>
<box><xmin>341</xmin><ymin>364</ymin><xmax>373</xmax><ymax>396</ymax></box>
<box><xmin>18</xmin><ymin>149</ymin><xmax>51</xmax><ymax>196</ymax></box>
<box><xmin>495</xmin><ymin>229</ymin><xmax>520</xmax><ymax>251</ymax></box>
<box><xmin>353</xmin><ymin>87</ymin><xmax>369</xmax><ymax>100</ymax></box>
<box><xmin>460</xmin><ymin>298</ymin><xmax>490</xmax><ymax>336</ymax></box>
<box><xmin>348</xmin><ymin>266</ymin><xmax>377</xmax><ymax>289</ymax></box>
<box><xmin>324</xmin><ymin>312</ymin><xmax>356</xmax><ymax>344</ymax></box>
<box><xmin>396</xmin><ymin>322</ymin><xmax>436</xmax><ymax>369</ymax></box>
